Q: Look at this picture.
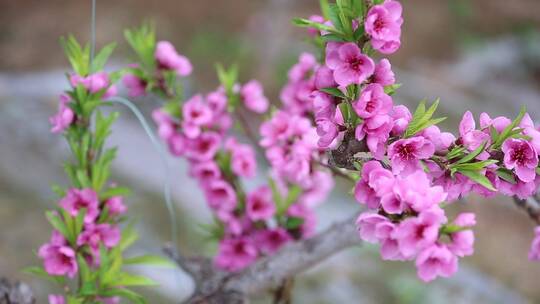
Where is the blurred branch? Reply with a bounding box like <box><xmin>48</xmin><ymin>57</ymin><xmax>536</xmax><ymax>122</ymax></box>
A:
<box><xmin>165</xmin><ymin>215</ymin><xmax>360</xmax><ymax>303</ymax></box>
<box><xmin>513</xmin><ymin>195</ymin><xmax>540</xmax><ymax>225</ymax></box>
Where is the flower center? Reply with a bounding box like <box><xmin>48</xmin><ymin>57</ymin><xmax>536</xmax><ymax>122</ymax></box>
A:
<box><xmin>374</xmin><ymin>18</ymin><xmax>386</xmax><ymax>32</ymax></box>
<box><xmin>397</xmin><ymin>144</ymin><xmax>415</xmax><ymax>160</ymax></box>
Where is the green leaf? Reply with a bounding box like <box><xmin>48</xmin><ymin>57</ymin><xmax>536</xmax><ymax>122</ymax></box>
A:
<box><xmin>320</xmin><ymin>0</ymin><xmax>331</xmax><ymax>20</ymax></box>
<box><xmin>100</xmin><ymin>186</ymin><xmax>131</xmax><ymax>200</ymax></box>
<box><xmin>22</xmin><ymin>266</ymin><xmax>65</xmax><ymax>285</ymax></box>
<box><xmin>440</xmin><ymin>224</ymin><xmax>471</xmax><ymax>234</ymax></box>
<box><xmin>446</xmin><ymin>146</ymin><xmax>466</xmax><ymax>160</ymax></box>
<box><xmin>269</xmin><ymin>178</ymin><xmax>285</xmax><ymax>214</ymax></box>
<box><xmin>45</xmin><ymin>211</ymin><xmax>70</xmax><ymax>241</ymax></box>
<box><xmin>536</xmin><ymin>167</ymin><xmax>540</xmax><ymax>175</ymax></box>
<box><xmin>101</xmin><ymin>288</ymin><xmax>146</xmax><ymax>304</ymax></box>
<box><xmin>496</xmin><ymin>168</ymin><xmax>517</xmax><ymax>184</ymax></box>
<box><xmin>404</xmin><ymin>99</ymin><xmax>445</xmax><ymax>137</ymax></box>
<box><xmin>91</xmin><ymin>43</ymin><xmax>116</xmax><ymax>73</ymax></box>
<box><xmin>320</xmin><ymin>87</ymin><xmax>346</xmax><ymax>98</ymax></box>
<box><xmin>285</xmin><ymin>217</ymin><xmax>304</xmax><ymax>230</ymax></box>
<box><xmin>110</xmin><ymin>272</ymin><xmax>159</xmax><ymax>287</ymax></box>
<box><xmin>458</xmin><ymin>169</ymin><xmax>496</xmax><ymax>191</ymax></box>
<box><xmin>384</xmin><ymin>83</ymin><xmax>402</xmax><ymax>95</ymax></box>
<box><xmin>492</xmin><ymin>106</ymin><xmax>526</xmax><ymax>149</ymax></box>
<box><xmin>454</xmin><ymin>141</ymin><xmax>487</xmax><ymax>165</ymax></box>
<box><xmin>124</xmin><ymin>255</ymin><xmax>176</xmax><ymax>268</ymax></box>
<box><xmin>451</xmin><ymin>160</ymin><xmax>498</xmax><ymax>171</ymax></box>
<box><xmin>119</xmin><ymin>222</ymin><xmax>139</xmax><ymax>251</ymax></box>
<box><xmin>67</xmin><ymin>296</ymin><xmax>84</xmax><ymax>304</ymax></box>
<box><xmin>281</xmin><ymin>185</ymin><xmax>302</xmax><ymax>215</ymax></box>
<box><xmin>292</xmin><ymin>18</ymin><xmax>339</xmax><ymax>34</ymax></box>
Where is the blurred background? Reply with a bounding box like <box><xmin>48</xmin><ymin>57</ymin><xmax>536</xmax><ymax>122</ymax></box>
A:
<box><xmin>1</xmin><ymin>0</ymin><xmax>540</xmax><ymax>303</ymax></box>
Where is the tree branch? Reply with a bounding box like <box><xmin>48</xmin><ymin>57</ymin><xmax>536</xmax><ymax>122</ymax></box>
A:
<box><xmin>165</xmin><ymin>215</ymin><xmax>360</xmax><ymax>303</ymax></box>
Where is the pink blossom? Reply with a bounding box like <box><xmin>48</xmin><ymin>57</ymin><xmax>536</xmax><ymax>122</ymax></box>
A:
<box><xmin>155</xmin><ymin>41</ymin><xmax>192</xmax><ymax>76</ymax></box>
<box><xmin>241</xmin><ymin>80</ymin><xmax>269</xmax><ymax>113</ymax></box>
<box><xmin>314</xmin><ymin>65</ymin><xmax>337</xmax><ymax>89</ymax></box>
<box><xmin>479</xmin><ymin>112</ymin><xmax>511</xmax><ymax>133</ymax></box>
<box><xmin>502</xmin><ymin>138</ymin><xmax>538</xmax><ymax>183</ymax></box>
<box><xmin>298</xmin><ymin>170</ymin><xmax>334</xmax><ymax>207</ymax></box>
<box><xmin>189</xmin><ymin>161</ymin><xmax>221</xmax><ymax>184</ymax></box>
<box><xmin>390</xmin><ymin>105</ymin><xmax>412</xmax><ymax>136</ymax></box>
<box><xmin>185</xmin><ymin>132</ymin><xmax>221</xmax><ymax>161</ymax></box>
<box><xmin>246</xmin><ymin>186</ymin><xmax>275</xmax><ymax>221</ymax></box>
<box><xmin>325</xmin><ymin>42</ymin><xmax>375</xmax><ymax>87</ymax></box>
<box><xmin>49</xmin><ymin>94</ymin><xmax>74</xmax><ymax>133</ymax></box>
<box><xmin>77</xmin><ymin>223</ymin><xmax>121</xmax><ymax>252</ymax></box>
<box><xmin>48</xmin><ymin>295</ymin><xmax>65</xmax><ymax>304</ymax></box>
<box><xmin>353</xmin><ymin>83</ymin><xmax>393</xmax><ymax>119</ymax></box>
<box><xmin>365</xmin><ymin>0</ymin><xmax>403</xmax><ymax>54</ymax></box>
<box><xmin>459</xmin><ymin>111</ymin><xmax>490</xmax><ymax>154</ymax></box>
<box><xmin>421</xmin><ymin>126</ymin><xmax>455</xmax><ymax>152</ymax></box>
<box><xmin>415</xmin><ymin>243</ymin><xmax>458</xmax><ymax>282</ymax></box>
<box><xmin>168</xmin><ymin>133</ymin><xmax>187</xmax><ymax>156</ymax></box>
<box><xmin>122</xmin><ymin>74</ymin><xmax>146</xmax><ymax>97</ymax></box>
<box><xmin>354</xmin><ymin>161</ymin><xmax>385</xmax><ymax>209</ymax></box>
<box><xmin>38</xmin><ymin>232</ymin><xmax>78</xmax><ymax>278</ymax></box>
<box><xmin>355</xmin><ymin>212</ymin><xmax>391</xmax><ymax>243</ymax></box>
<box><xmin>152</xmin><ymin>109</ymin><xmax>176</xmax><ymax>141</ymax></box>
<box><xmin>255</xmin><ymin>228</ymin><xmax>292</xmax><ymax>254</ymax></box>
<box><xmin>182</xmin><ymin>95</ymin><xmax>212</xmax><ymax>127</ymax></box>
<box><xmin>214</xmin><ymin>237</ymin><xmax>258</xmax><ymax>272</ymax></box>
<box><xmin>355</xmin><ymin>114</ymin><xmax>394</xmax><ymax>159</ymax></box>
<box><xmin>288</xmin><ymin>53</ymin><xmax>317</xmax><ymax>82</ymax></box>
<box><xmin>316</xmin><ymin>119</ymin><xmax>339</xmax><ymax>148</ymax></box>
<box><xmin>260</xmin><ymin>111</ymin><xmax>294</xmax><ymax>147</ymax></box>
<box><xmin>71</xmin><ymin>72</ymin><xmax>117</xmax><ymax>98</ymax></box>
<box><xmin>393</xmin><ymin>170</ymin><xmax>447</xmax><ymax>212</ymax></box>
<box><xmin>388</xmin><ymin>136</ymin><xmax>435</xmax><ymax>176</ymax></box>
<box><xmin>499</xmin><ymin>177</ymin><xmax>540</xmax><ymax>200</ymax></box>
<box><xmin>105</xmin><ymin>196</ymin><xmax>127</xmax><ymax>216</ymax></box>
<box><xmin>528</xmin><ymin>226</ymin><xmax>540</xmax><ymax>261</ymax></box>
<box><xmin>448</xmin><ymin>213</ymin><xmax>476</xmax><ymax>257</ymax></box>
<box><xmin>204</xmin><ymin>179</ymin><xmax>237</xmax><ymax>212</ymax></box>
<box><xmin>373</xmin><ymin>58</ymin><xmax>395</xmax><ymax>86</ymax></box>
<box><xmin>393</xmin><ymin>208</ymin><xmax>447</xmax><ymax>258</ymax></box>
<box><xmin>230</xmin><ymin>144</ymin><xmax>257</xmax><ymax>178</ymax></box>
<box><xmin>59</xmin><ymin>188</ymin><xmax>100</xmax><ymax>224</ymax></box>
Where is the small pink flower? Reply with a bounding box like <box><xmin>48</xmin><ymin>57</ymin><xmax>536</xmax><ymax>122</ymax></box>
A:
<box><xmin>390</xmin><ymin>105</ymin><xmax>411</xmax><ymax>136</ymax></box>
<box><xmin>365</xmin><ymin>0</ymin><xmax>403</xmax><ymax>54</ymax></box>
<box><xmin>240</xmin><ymin>80</ymin><xmax>269</xmax><ymax>114</ymax></box>
<box><xmin>307</xmin><ymin>15</ymin><xmax>325</xmax><ymax>36</ymax></box>
<box><xmin>246</xmin><ymin>186</ymin><xmax>275</xmax><ymax>221</ymax></box>
<box><xmin>528</xmin><ymin>226</ymin><xmax>540</xmax><ymax>261</ymax></box>
<box><xmin>393</xmin><ymin>170</ymin><xmax>447</xmax><ymax>212</ymax></box>
<box><xmin>185</xmin><ymin>131</ymin><xmax>221</xmax><ymax>161</ymax></box>
<box><xmin>388</xmin><ymin>136</ymin><xmax>435</xmax><ymax>176</ymax></box>
<box><xmin>316</xmin><ymin>119</ymin><xmax>339</xmax><ymax>148</ymax></box>
<box><xmin>214</xmin><ymin>237</ymin><xmax>258</xmax><ymax>272</ymax></box>
<box><xmin>255</xmin><ymin>228</ymin><xmax>292</xmax><ymax>254</ymax></box>
<box><xmin>415</xmin><ymin>243</ymin><xmax>458</xmax><ymax>282</ymax></box>
<box><xmin>459</xmin><ymin>111</ymin><xmax>490</xmax><ymax>154</ymax></box>
<box><xmin>230</xmin><ymin>144</ymin><xmax>257</xmax><ymax>178</ymax></box>
<box><xmin>189</xmin><ymin>160</ymin><xmax>221</xmax><ymax>184</ymax></box>
<box><xmin>355</xmin><ymin>114</ymin><xmax>394</xmax><ymax>159</ymax></box>
<box><xmin>59</xmin><ymin>188</ymin><xmax>100</xmax><ymax>224</ymax></box>
<box><xmin>393</xmin><ymin>208</ymin><xmax>446</xmax><ymax>258</ymax></box>
<box><xmin>448</xmin><ymin>213</ymin><xmax>476</xmax><ymax>257</ymax></box>
<box><xmin>353</xmin><ymin>83</ymin><xmax>393</xmax><ymax>119</ymax></box>
<box><xmin>105</xmin><ymin>196</ymin><xmax>127</xmax><ymax>216</ymax></box>
<box><xmin>71</xmin><ymin>72</ymin><xmax>116</xmax><ymax>97</ymax></box>
<box><xmin>122</xmin><ymin>74</ymin><xmax>146</xmax><ymax>97</ymax></box>
<box><xmin>326</xmin><ymin>42</ymin><xmax>375</xmax><ymax>87</ymax></box>
<box><xmin>49</xmin><ymin>94</ymin><xmax>74</xmax><ymax>134</ymax></box>
<box><xmin>355</xmin><ymin>212</ymin><xmax>391</xmax><ymax>243</ymax></box>
<box><xmin>314</xmin><ymin>65</ymin><xmax>337</xmax><ymax>89</ymax></box>
<box><xmin>373</xmin><ymin>58</ymin><xmax>395</xmax><ymax>85</ymax></box>
<box><xmin>183</xmin><ymin>95</ymin><xmax>212</xmax><ymax>127</ymax></box>
<box><xmin>502</xmin><ymin>138</ymin><xmax>538</xmax><ymax>183</ymax></box>
<box><xmin>48</xmin><ymin>295</ymin><xmax>65</xmax><ymax>304</ymax></box>
<box><xmin>260</xmin><ymin>111</ymin><xmax>294</xmax><ymax>147</ymax></box>
<box><xmin>298</xmin><ymin>170</ymin><xmax>334</xmax><ymax>207</ymax></box>
<box><xmin>354</xmin><ymin>161</ymin><xmax>386</xmax><ymax>208</ymax></box>
<box><xmin>204</xmin><ymin>179</ymin><xmax>237</xmax><ymax>212</ymax></box>
<box><xmin>155</xmin><ymin>41</ymin><xmax>192</xmax><ymax>76</ymax></box>
<box><xmin>288</xmin><ymin>53</ymin><xmax>317</xmax><ymax>82</ymax></box>
<box><xmin>152</xmin><ymin>109</ymin><xmax>176</xmax><ymax>141</ymax></box>
<box><xmin>77</xmin><ymin>223</ymin><xmax>121</xmax><ymax>251</ymax></box>
<box><xmin>421</xmin><ymin>126</ymin><xmax>455</xmax><ymax>152</ymax></box>
<box><xmin>38</xmin><ymin>233</ymin><xmax>78</xmax><ymax>278</ymax></box>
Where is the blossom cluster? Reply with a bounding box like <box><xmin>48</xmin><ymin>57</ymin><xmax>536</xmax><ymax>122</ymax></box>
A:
<box><xmin>299</xmin><ymin>0</ymin><xmax>540</xmax><ymax>281</ymax></box>
<box><xmin>123</xmin><ymin>34</ymin><xmax>335</xmax><ymax>272</ymax></box>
